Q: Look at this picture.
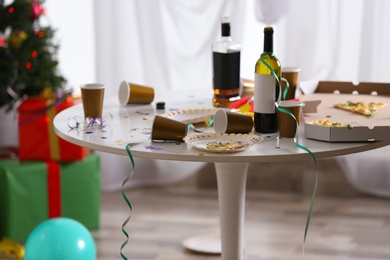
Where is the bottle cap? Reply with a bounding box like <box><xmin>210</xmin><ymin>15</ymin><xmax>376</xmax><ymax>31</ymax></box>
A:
<box><xmin>156</xmin><ymin>101</ymin><xmax>165</xmax><ymax>110</ymax></box>
<box><xmin>264</xmin><ymin>27</ymin><xmax>274</xmax><ymax>33</ymax></box>
<box><xmin>221</xmin><ymin>17</ymin><xmax>230</xmax><ymax>24</ymax></box>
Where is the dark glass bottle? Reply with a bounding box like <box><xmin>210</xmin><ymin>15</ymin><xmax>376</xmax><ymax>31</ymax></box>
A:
<box><xmin>254</xmin><ymin>27</ymin><xmax>281</xmax><ymax>133</ymax></box>
<box><xmin>212</xmin><ymin>17</ymin><xmax>241</xmax><ymax>108</ymax></box>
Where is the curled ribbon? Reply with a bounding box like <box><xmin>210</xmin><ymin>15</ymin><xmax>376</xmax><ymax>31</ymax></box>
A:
<box><xmin>276</xmin><ymin>102</ymin><xmax>316</xmax><ymax>251</ymax></box>
<box><xmin>188</xmin><ymin>117</ymin><xmax>215</xmax><ymax>133</ymax></box>
<box><xmin>85</xmin><ymin>116</ymin><xmax>103</xmax><ymax>129</ymax></box>
<box><xmin>67</xmin><ymin>114</ymin><xmax>113</xmax><ymax>130</ymax></box>
<box><xmin>260</xmin><ymin>54</ymin><xmax>318</xmax><ymax>254</ymax></box>
<box><xmin>120</xmin><ymin>144</ymin><xmax>135</xmax><ymax>260</ymax></box>
<box><xmin>281</xmin><ymin>77</ymin><xmax>290</xmax><ymax>101</ymax></box>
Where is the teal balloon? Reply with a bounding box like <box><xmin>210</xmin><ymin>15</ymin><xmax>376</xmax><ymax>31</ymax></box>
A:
<box><xmin>25</xmin><ymin>217</ymin><xmax>96</xmax><ymax>260</ymax></box>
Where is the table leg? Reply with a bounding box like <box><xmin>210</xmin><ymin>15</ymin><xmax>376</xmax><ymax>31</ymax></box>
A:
<box><xmin>215</xmin><ymin>162</ymin><xmax>249</xmax><ymax>260</ymax></box>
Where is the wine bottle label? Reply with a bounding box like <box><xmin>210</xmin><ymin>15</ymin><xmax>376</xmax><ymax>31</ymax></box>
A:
<box><xmin>254</xmin><ymin>73</ymin><xmax>276</xmax><ymax>113</ymax></box>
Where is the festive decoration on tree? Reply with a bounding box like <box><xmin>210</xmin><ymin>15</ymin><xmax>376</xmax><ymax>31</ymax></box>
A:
<box><xmin>0</xmin><ymin>0</ymin><xmax>66</xmax><ymax>111</ymax></box>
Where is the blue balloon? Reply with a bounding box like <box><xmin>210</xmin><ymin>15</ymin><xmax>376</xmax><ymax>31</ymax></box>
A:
<box><xmin>25</xmin><ymin>217</ymin><xmax>96</xmax><ymax>260</ymax></box>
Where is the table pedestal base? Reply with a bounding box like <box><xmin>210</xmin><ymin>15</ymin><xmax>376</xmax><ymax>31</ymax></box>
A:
<box><xmin>216</xmin><ymin>162</ymin><xmax>248</xmax><ymax>260</ymax></box>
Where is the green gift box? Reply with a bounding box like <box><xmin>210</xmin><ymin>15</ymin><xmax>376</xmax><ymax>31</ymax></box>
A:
<box><xmin>0</xmin><ymin>153</ymin><xmax>101</xmax><ymax>243</ymax></box>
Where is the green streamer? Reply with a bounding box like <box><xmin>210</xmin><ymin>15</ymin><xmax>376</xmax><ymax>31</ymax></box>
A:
<box><xmin>189</xmin><ymin>117</ymin><xmax>215</xmax><ymax>133</ymax></box>
<box><xmin>120</xmin><ymin>144</ymin><xmax>135</xmax><ymax>260</ymax></box>
<box><xmin>260</xmin><ymin>55</ymin><xmax>318</xmax><ymax>253</ymax></box>
<box><xmin>277</xmin><ymin>106</ymin><xmax>318</xmax><ymax>249</ymax></box>
<box><xmin>260</xmin><ymin>55</ymin><xmax>282</xmax><ymax>105</ymax></box>
<box><xmin>260</xmin><ymin>53</ymin><xmax>290</xmax><ymax>101</ymax></box>
<box><xmin>281</xmin><ymin>77</ymin><xmax>289</xmax><ymax>101</ymax></box>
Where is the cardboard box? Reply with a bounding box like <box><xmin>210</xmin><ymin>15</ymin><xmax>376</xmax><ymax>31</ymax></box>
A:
<box><xmin>0</xmin><ymin>153</ymin><xmax>100</xmax><ymax>243</ymax></box>
<box><xmin>300</xmin><ymin>81</ymin><xmax>390</xmax><ymax>142</ymax></box>
<box><xmin>18</xmin><ymin>97</ymin><xmax>90</xmax><ymax>161</ymax></box>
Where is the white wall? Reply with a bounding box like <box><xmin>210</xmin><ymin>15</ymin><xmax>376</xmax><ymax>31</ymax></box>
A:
<box><xmin>45</xmin><ymin>0</ymin><xmax>96</xmax><ymax>92</ymax></box>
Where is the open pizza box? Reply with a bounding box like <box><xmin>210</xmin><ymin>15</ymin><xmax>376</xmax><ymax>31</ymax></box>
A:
<box><xmin>298</xmin><ymin>80</ymin><xmax>390</xmax><ymax>142</ymax></box>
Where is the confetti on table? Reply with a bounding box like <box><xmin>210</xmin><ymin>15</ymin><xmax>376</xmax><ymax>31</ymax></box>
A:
<box><xmin>145</xmin><ymin>146</ymin><xmax>164</xmax><ymax>151</ymax></box>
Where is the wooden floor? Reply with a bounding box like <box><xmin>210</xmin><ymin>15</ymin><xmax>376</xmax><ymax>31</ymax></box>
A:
<box><xmin>93</xmin><ymin>185</ymin><xmax>390</xmax><ymax>260</ymax></box>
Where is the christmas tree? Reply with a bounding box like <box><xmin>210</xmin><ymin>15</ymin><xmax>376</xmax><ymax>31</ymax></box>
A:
<box><xmin>0</xmin><ymin>0</ymin><xmax>66</xmax><ymax>111</ymax></box>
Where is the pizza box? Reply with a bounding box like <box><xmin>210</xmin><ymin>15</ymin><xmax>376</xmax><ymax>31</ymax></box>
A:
<box><xmin>299</xmin><ymin>81</ymin><xmax>390</xmax><ymax>142</ymax></box>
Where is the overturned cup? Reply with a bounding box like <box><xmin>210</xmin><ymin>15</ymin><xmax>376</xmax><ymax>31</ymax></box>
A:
<box><xmin>214</xmin><ymin>109</ymin><xmax>254</xmax><ymax>134</ymax></box>
<box><xmin>118</xmin><ymin>81</ymin><xmax>155</xmax><ymax>105</ymax></box>
<box><xmin>151</xmin><ymin>115</ymin><xmax>188</xmax><ymax>142</ymax></box>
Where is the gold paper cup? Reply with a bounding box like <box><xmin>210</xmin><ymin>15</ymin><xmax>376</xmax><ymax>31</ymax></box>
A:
<box><xmin>80</xmin><ymin>83</ymin><xmax>105</xmax><ymax>118</ymax></box>
<box><xmin>281</xmin><ymin>67</ymin><xmax>300</xmax><ymax>100</ymax></box>
<box><xmin>119</xmin><ymin>81</ymin><xmax>155</xmax><ymax>105</ymax></box>
<box><xmin>151</xmin><ymin>115</ymin><xmax>188</xmax><ymax>142</ymax></box>
<box><xmin>214</xmin><ymin>109</ymin><xmax>254</xmax><ymax>134</ymax></box>
<box><xmin>277</xmin><ymin>100</ymin><xmax>304</xmax><ymax>138</ymax></box>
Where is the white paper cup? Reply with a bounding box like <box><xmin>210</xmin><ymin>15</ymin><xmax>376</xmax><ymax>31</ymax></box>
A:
<box><xmin>118</xmin><ymin>81</ymin><xmax>154</xmax><ymax>105</ymax></box>
<box><xmin>277</xmin><ymin>100</ymin><xmax>304</xmax><ymax>137</ymax></box>
<box><xmin>281</xmin><ymin>67</ymin><xmax>301</xmax><ymax>100</ymax></box>
<box><xmin>80</xmin><ymin>83</ymin><xmax>105</xmax><ymax>118</ymax></box>
<box><xmin>214</xmin><ymin>109</ymin><xmax>253</xmax><ymax>134</ymax></box>
<box><xmin>151</xmin><ymin>115</ymin><xmax>188</xmax><ymax>142</ymax></box>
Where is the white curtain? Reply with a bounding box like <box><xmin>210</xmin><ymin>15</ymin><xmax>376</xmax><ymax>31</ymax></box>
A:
<box><xmin>93</xmin><ymin>0</ymin><xmax>390</xmax><ymax>191</ymax></box>
<box><xmin>93</xmin><ymin>0</ymin><xmax>248</xmax><ymax>97</ymax></box>
<box><xmin>276</xmin><ymin>0</ymin><xmax>390</xmax><ymax>83</ymax></box>
<box><xmin>93</xmin><ymin>0</ymin><xmax>390</xmax><ymax>94</ymax></box>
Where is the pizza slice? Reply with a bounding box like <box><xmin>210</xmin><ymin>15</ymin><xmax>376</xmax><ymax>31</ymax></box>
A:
<box><xmin>334</xmin><ymin>100</ymin><xmax>388</xmax><ymax>117</ymax></box>
<box><xmin>313</xmin><ymin>119</ymin><xmax>353</xmax><ymax>129</ymax></box>
<box><xmin>314</xmin><ymin>119</ymin><xmax>344</xmax><ymax>127</ymax></box>
<box><xmin>206</xmin><ymin>141</ymin><xmax>245</xmax><ymax>151</ymax></box>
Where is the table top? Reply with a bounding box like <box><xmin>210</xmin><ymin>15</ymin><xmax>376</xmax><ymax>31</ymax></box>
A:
<box><xmin>53</xmin><ymin>90</ymin><xmax>390</xmax><ymax>163</ymax></box>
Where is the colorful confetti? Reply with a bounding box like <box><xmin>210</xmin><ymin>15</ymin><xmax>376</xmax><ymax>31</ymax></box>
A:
<box><xmin>145</xmin><ymin>146</ymin><xmax>164</xmax><ymax>151</ymax></box>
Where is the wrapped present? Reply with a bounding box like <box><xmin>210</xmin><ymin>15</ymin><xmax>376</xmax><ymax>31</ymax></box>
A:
<box><xmin>0</xmin><ymin>153</ymin><xmax>100</xmax><ymax>243</ymax></box>
<box><xmin>0</xmin><ymin>147</ymin><xmax>18</xmax><ymax>159</ymax></box>
<box><xmin>17</xmin><ymin>96</ymin><xmax>90</xmax><ymax>161</ymax></box>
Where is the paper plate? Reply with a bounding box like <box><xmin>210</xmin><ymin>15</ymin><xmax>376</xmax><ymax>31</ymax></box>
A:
<box><xmin>184</xmin><ymin>133</ymin><xmax>263</xmax><ymax>153</ymax></box>
<box><xmin>182</xmin><ymin>233</ymin><xmax>221</xmax><ymax>254</ymax></box>
<box><xmin>162</xmin><ymin>108</ymin><xmax>220</xmax><ymax>124</ymax></box>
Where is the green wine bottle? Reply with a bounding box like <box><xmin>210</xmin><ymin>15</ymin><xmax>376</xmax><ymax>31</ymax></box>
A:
<box><xmin>254</xmin><ymin>26</ymin><xmax>281</xmax><ymax>133</ymax></box>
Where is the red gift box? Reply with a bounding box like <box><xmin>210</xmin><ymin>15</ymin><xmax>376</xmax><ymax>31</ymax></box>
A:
<box><xmin>17</xmin><ymin>96</ymin><xmax>90</xmax><ymax>161</ymax></box>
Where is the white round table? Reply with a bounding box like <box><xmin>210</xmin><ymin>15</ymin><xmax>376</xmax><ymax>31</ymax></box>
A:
<box><xmin>53</xmin><ymin>91</ymin><xmax>390</xmax><ymax>260</ymax></box>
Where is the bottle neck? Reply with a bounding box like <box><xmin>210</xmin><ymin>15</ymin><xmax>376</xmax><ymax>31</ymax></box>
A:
<box><xmin>263</xmin><ymin>29</ymin><xmax>274</xmax><ymax>53</ymax></box>
<box><xmin>221</xmin><ymin>23</ymin><xmax>231</xmax><ymax>37</ymax></box>
<box><xmin>221</xmin><ymin>36</ymin><xmax>232</xmax><ymax>41</ymax></box>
